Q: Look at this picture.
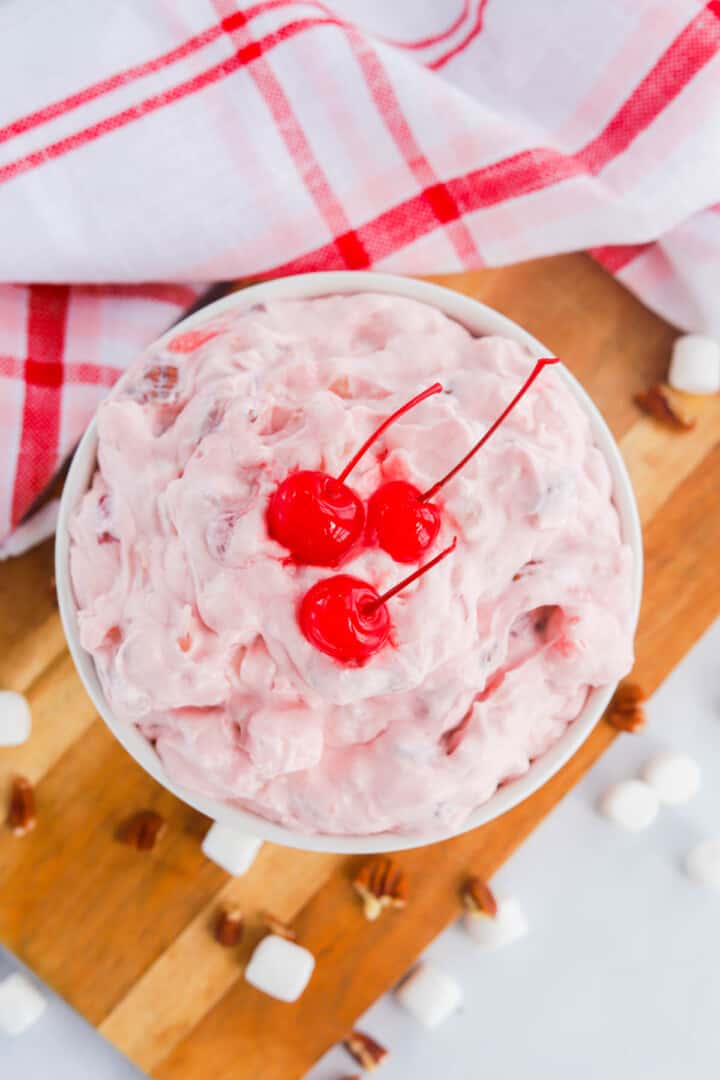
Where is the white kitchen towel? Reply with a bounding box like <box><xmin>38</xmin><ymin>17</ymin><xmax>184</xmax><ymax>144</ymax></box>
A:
<box><xmin>1</xmin><ymin>0</ymin><xmax>719</xmax><ymax>541</ymax></box>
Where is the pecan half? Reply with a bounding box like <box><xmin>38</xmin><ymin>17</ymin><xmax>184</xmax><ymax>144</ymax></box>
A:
<box><xmin>214</xmin><ymin>907</ymin><xmax>244</xmax><ymax>947</ymax></box>
<box><xmin>353</xmin><ymin>857</ymin><xmax>408</xmax><ymax>921</ymax></box>
<box><xmin>606</xmin><ymin>682</ymin><xmax>646</xmax><ymax>733</ymax></box>
<box><xmin>461</xmin><ymin>875</ymin><xmax>498</xmax><ymax>918</ymax></box>
<box><xmin>634</xmin><ymin>383</ymin><xmax>696</xmax><ymax>431</ymax></box>
<box><xmin>512</xmin><ymin>558</ymin><xmax>539</xmax><ymax>582</ymax></box>
<box><xmin>261</xmin><ymin>912</ymin><xmax>296</xmax><ymax>941</ymax></box>
<box><xmin>7</xmin><ymin>776</ymin><xmax>36</xmax><ymax>836</ymax></box>
<box><xmin>117</xmin><ymin>809</ymin><xmax>167</xmax><ymax>850</ymax></box>
<box><xmin>344</xmin><ymin>1030</ymin><xmax>388</xmax><ymax>1070</ymax></box>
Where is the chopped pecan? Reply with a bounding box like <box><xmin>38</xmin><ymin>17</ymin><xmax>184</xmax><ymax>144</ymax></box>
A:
<box><xmin>634</xmin><ymin>383</ymin><xmax>696</xmax><ymax>431</ymax></box>
<box><xmin>214</xmin><ymin>907</ymin><xmax>244</xmax><ymax>947</ymax></box>
<box><xmin>343</xmin><ymin>1029</ymin><xmax>388</xmax><ymax>1070</ymax></box>
<box><xmin>261</xmin><ymin>912</ymin><xmax>296</xmax><ymax>941</ymax></box>
<box><xmin>353</xmin><ymin>857</ymin><xmax>408</xmax><ymax>921</ymax></box>
<box><xmin>607</xmin><ymin>682</ymin><xmax>646</xmax><ymax>733</ymax></box>
<box><xmin>7</xmin><ymin>776</ymin><xmax>36</xmax><ymax>836</ymax></box>
<box><xmin>117</xmin><ymin>809</ymin><xmax>167</xmax><ymax>850</ymax></box>
<box><xmin>512</xmin><ymin>559</ymin><xmax>539</xmax><ymax>582</ymax></box>
<box><xmin>144</xmin><ymin>363</ymin><xmax>179</xmax><ymax>398</ymax></box>
<box><xmin>461</xmin><ymin>875</ymin><xmax>498</xmax><ymax>918</ymax></box>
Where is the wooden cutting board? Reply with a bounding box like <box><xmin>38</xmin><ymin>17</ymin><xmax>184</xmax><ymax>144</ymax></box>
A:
<box><xmin>1</xmin><ymin>255</ymin><xmax>718</xmax><ymax>1080</ymax></box>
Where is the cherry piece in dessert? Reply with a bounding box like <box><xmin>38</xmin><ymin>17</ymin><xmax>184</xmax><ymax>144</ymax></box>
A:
<box><xmin>96</xmin><ymin>493</ymin><xmax>117</xmax><ymax>545</ymax></box>
<box><xmin>368</xmin><ymin>357</ymin><xmax>560</xmax><ymax>563</ymax></box>
<box><xmin>166</xmin><ymin>328</ymin><xmax>219</xmax><ymax>353</ymax></box>
<box><xmin>299</xmin><ymin>537</ymin><xmax>457</xmax><ymax>664</ymax></box>
<box><xmin>267</xmin><ymin>383</ymin><xmax>442</xmax><ymax>566</ymax></box>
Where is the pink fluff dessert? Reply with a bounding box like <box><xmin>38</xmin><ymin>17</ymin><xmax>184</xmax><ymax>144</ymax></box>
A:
<box><xmin>69</xmin><ymin>293</ymin><xmax>634</xmax><ymax>835</ymax></box>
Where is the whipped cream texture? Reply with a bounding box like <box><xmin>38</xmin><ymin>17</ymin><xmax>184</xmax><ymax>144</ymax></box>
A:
<box><xmin>70</xmin><ymin>294</ymin><xmax>634</xmax><ymax>834</ymax></box>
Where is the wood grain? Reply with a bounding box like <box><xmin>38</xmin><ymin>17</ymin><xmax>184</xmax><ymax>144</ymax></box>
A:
<box><xmin>0</xmin><ymin>653</ymin><xmax>97</xmax><ymax>808</ymax></box>
<box><xmin>0</xmin><ymin>255</ymin><xmax>717</xmax><ymax>1080</ymax></box>
<box><xmin>99</xmin><ymin>848</ymin><xmax>346</xmax><ymax>1071</ymax></box>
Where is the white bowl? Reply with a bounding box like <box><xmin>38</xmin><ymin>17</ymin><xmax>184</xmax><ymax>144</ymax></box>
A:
<box><xmin>56</xmin><ymin>272</ymin><xmax>643</xmax><ymax>854</ymax></box>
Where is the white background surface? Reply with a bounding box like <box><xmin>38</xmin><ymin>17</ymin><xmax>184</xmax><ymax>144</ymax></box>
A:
<box><xmin>2</xmin><ymin>620</ymin><xmax>718</xmax><ymax>1079</ymax></box>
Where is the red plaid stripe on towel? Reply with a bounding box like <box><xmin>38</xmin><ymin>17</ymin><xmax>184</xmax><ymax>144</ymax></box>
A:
<box><xmin>2</xmin><ymin>0</ymin><xmax>719</xmax><ymax>542</ymax></box>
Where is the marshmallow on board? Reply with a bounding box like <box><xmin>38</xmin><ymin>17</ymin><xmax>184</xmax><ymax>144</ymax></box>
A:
<box><xmin>244</xmin><ymin>934</ymin><xmax>315</xmax><ymax>1002</ymax></box>
<box><xmin>463</xmin><ymin>896</ymin><xmax>529</xmax><ymax>949</ymax></box>
<box><xmin>0</xmin><ymin>690</ymin><xmax>32</xmax><ymax>746</ymax></box>
<box><xmin>0</xmin><ymin>973</ymin><xmax>47</xmax><ymax>1036</ymax></box>
<box><xmin>201</xmin><ymin>824</ymin><xmax>262</xmax><ymax>875</ymax></box>
<box><xmin>394</xmin><ymin>962</ymin><xmax>463</xmax><ymax>1029</ymax></box>
<box><xmin>668</xmin><ymin>334</ymin><xmax>720</xmax><ymax>395</ymax></box>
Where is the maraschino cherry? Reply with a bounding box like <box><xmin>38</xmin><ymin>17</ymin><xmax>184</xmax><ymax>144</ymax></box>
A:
<box><xmin>367</xmin><ymin>357</ymin><xmax>560</xmax><ymax>562</ymax></box>
<box><xmin>299</xmin><ymin>537</ymin><xmax>457</xmax><ymax>664</ymax></box>
<box><xmin>267</xmin><ymin>383</ymin><xmax>442</xmax><ymax>565</ymax></box>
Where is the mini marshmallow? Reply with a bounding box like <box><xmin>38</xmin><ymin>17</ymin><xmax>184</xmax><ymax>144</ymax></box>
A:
<box><xmin>685</xmin><ymin>838</ymin><xmax>720</xmax><ymax>891</ymax></box>
<box><xmin>463</xmin><ymin>896</ymin><xmax>528</xmax><ymax>949</ymax></box>
<box><xmin>0</xmin><ymin>973</ymin><xmax>47</xmax><ymax>1035</ymax></box>
<box><xmin>599</xmin><ymin>779</ymin><xmax>658</xmax><ymax>831</ymax></box>
<box><xmin>244</xmin><ymin>934</ymin><xmax>315</xmax><ymax>1002</ymax></box>
<box><xmin>394</xmin><ymin>962</ymin><xmax>463</xmax><ymax>1029</ymax></box>
<box><xmin>201</xmin><ymin>824</ymin><xmax>262</xmax><ymax>875</ymax></box>
<box><xmin>0</xmin><ymin>690</ymin><xmax>32</xmax><ymax>746</ymax></box>
<box><xmin>668</xmin><ymin>334</ymin><xmax>720</xmax><ymax>395</ymax></box>
<box><xmin>641</xmin><ymin>751</ymin><xmax>701</xmax><ymax>806</ymax></box>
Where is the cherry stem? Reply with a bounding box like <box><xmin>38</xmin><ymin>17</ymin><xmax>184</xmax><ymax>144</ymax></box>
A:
<box><xmin>337</xmin><ymin>382</ymin><xmax>443</xmax><ymax>484</ymax></box>
<box><xmin>421</xmin><ymin>358</ymin><xmax>560</xmax><ymax>502</ymax></box>
<box><xmin>364</xmin><ymin>537</ymin><xmax>458</xmax><ymax>612</ymax></box>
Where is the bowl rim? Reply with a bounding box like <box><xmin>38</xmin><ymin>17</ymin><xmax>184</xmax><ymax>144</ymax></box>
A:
<box><xmin>56</xmin><ymin>271</ymin><xmax>643</xmax><ymax>854</ymax></box>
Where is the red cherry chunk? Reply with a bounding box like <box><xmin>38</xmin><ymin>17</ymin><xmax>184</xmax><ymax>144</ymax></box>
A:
<box><xmin>267</xmin><ymin>470</ymin><xmax>364</xmax><ymax>566</ymax></box>
<box><xmin>367</xmin><ymin>480</ymin><xmax>441</xmax><ymax>563</ymax></box>
<box><xmin>96</xmin><ymin>493</ymin><xmax>118</xmax><ymax>544</ymax></box>
<box><xmin>299</xmin><ymin>575</ymin><xmax>390</xmax><ymax>665</ymax></box>
<box><xmin>166</xmin><ymin>328</ymin><xmax>219</xmax><ymax>353</ymax></box>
